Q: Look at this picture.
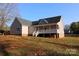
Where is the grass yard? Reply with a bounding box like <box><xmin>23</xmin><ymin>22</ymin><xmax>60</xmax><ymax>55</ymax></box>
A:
<box><xmin>0</xmin><ymin>35</ymin><xmax>79</xmax><ymax>56</ymax></box>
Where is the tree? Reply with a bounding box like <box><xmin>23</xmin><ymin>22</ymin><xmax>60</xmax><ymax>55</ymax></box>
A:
<box><xmin>70</xmin><ymin>22</ymin><xmax>79</xmax><ymax>34</ymax></box>
<box><xmin>0</xmin><ymin>3</ymin><xmax>20</xmax><ymax>30</ymax></box>
<box><xmin>64</xmin><ymin>25</ymin><xmax>70</xmax><ymax>34</ymax></box>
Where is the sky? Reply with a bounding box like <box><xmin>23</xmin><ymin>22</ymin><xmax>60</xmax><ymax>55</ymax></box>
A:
<box><xmin>17</xmin><ymin>3</ymin><xmax>79</xmax><ymax>25</ymax></box>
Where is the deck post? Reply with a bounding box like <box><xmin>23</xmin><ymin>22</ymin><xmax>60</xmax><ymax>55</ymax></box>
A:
<box><xmin>54</xmin><ymin>34</ymin><xmax>56</xmax><ymax>38</ymax></box>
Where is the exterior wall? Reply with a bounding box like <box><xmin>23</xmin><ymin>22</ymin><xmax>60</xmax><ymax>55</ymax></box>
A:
<box><xmin>10</xmin><ymin>19</ymin><xmax>22</xmax><ymax>35</ymax></box>
<box><xmin>10</xmin><ymin>19</ymin><xmax>31</xmax><ymax>36</ymax></box>
<box><xmin>57</xmin><ymin>18</ymin><xmax>64</xmax><ymax>38</ymax></box>
<box><xmin>28</xmin><ymin>26</ymin><xmax>34</xmax><ymax>35</ymax></box>
<box><xmin>22</xmin><ymin>25</ymin><xmax>28</xmax><ymax>36</ymax></box>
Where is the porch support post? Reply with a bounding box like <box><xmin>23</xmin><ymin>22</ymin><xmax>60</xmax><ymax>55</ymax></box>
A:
<box><xmin>54</xmin><ymin>34</ymin><xmax>56</xmax><ymax>38</ymax></box>
<box><xmin>49</xmin><ymin>25</ymin><xmax>51</xmax><ymax>37</ymax></box>
<box><xmin>43</xmin><ymin>26</ymin><xmax>45</xmax><ymax>37</ymax></box>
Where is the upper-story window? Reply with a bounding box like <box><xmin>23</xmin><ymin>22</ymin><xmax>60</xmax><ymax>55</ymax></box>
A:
<box><xmin>56</xmin><ymin>25</ymin><xmax>59</xmax><ymax>29</ymax></box>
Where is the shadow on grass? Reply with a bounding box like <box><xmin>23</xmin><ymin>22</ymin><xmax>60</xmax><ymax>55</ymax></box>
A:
<box><xmin>0</xmin><ymin>42</ymin><xmax>10</xmax><ymax>56</ymax></box>
<box><xmin>43</xmin><ymin>41</ymin><xmax>79</xmax><ymax>49</ymax></box>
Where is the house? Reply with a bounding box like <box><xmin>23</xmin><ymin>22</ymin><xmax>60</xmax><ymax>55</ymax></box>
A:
<box><xmin>32</xmin><ymin>16</ymin><xmax>64</xmax><ymax>38</ymax></box>
<box><xmin>10</xmin><ymin>17</ymin><xmax>32</xmax><ymax>36</ymax></box>
<box><xmin>10</xmin><ymin>16</ymin><xmax>64</xmax><ymax>38</ymax></box>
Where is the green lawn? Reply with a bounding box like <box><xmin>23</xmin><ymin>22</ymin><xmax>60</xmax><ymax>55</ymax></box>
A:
<box><xmin>0</xmin><ymin>35</ymin><xmax>79</xmax><ymax>56</ymax></box>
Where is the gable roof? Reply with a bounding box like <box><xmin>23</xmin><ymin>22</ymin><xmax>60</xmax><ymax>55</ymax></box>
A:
<box><xmin>32</xmin><ymin>16</ymin><xmax>61</xmax><ymax>25</ymax></box>
<box><xmin>15</xmin><ymin>17</ymin><xmax>32</xmax><ymax>26</ymax></box>
<box><xmin>32</xmin><ymin>21</ymin><xmax>39</xmax><ymax>25</ymax></box>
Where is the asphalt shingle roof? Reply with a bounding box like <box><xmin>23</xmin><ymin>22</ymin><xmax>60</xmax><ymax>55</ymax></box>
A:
<box><xmin>15</xmin><ymin>16</ymin><xmax>61</xmax><ymax>26</ymax></box>
<box><xmin>32</xmin><ymin>16</ymin><xmax>61</xmax><ymax>25</ymax></box>
<box><xmin>15</xmin><ymin>17</ymin><xmax>32</xmax><ymax>26</ymax></box>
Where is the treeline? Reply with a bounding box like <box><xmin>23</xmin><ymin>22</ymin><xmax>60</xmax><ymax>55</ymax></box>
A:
<box><xmin>65</xmin><ymin>21</ymin><xmax>79</xmax><ymax>34</ymax></box>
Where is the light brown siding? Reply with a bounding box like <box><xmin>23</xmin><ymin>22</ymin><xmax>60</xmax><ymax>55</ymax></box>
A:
<box><xmin>10</xmin><ymin>19</ymin><xmax>22</xmax><ymax>35</ymax></box>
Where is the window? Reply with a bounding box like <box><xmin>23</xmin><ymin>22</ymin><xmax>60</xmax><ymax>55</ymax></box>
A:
<box><xmin>56</xmin><ymin>25</ymin><xmax>59</xmax><ymax>29</ymax></box>
<box><xmin>16</xmin><ymin>27</ymin><xmax>21</xmax><ymax>31</ymax></box>
<box><xmin>44</xmin><ymin>26</ymin><xmax>49</xmax><ymax>30</ymax></box>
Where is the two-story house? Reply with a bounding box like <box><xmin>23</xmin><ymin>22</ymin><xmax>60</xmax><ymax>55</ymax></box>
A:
<box><xmin>32</xmin><ymin>16</ymin><xmax>64</xmax><ymax>38</ymax></box>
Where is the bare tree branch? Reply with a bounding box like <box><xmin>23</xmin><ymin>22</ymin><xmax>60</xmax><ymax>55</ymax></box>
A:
<box><xmin>0</xmin><ymin>3</ymin><xmax>20</xmax><ymax>30</ymax></box>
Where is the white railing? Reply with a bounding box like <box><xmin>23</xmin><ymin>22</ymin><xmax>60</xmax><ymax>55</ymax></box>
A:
<box><xmin>37</xmin><ymin>29</ymin><xmax>57</xmax><ymax>33</ymax></box>
<box><xmin>33</xmin><ymin>29</ymin><xmax>58</xmax><ymax>37</ymax></box>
